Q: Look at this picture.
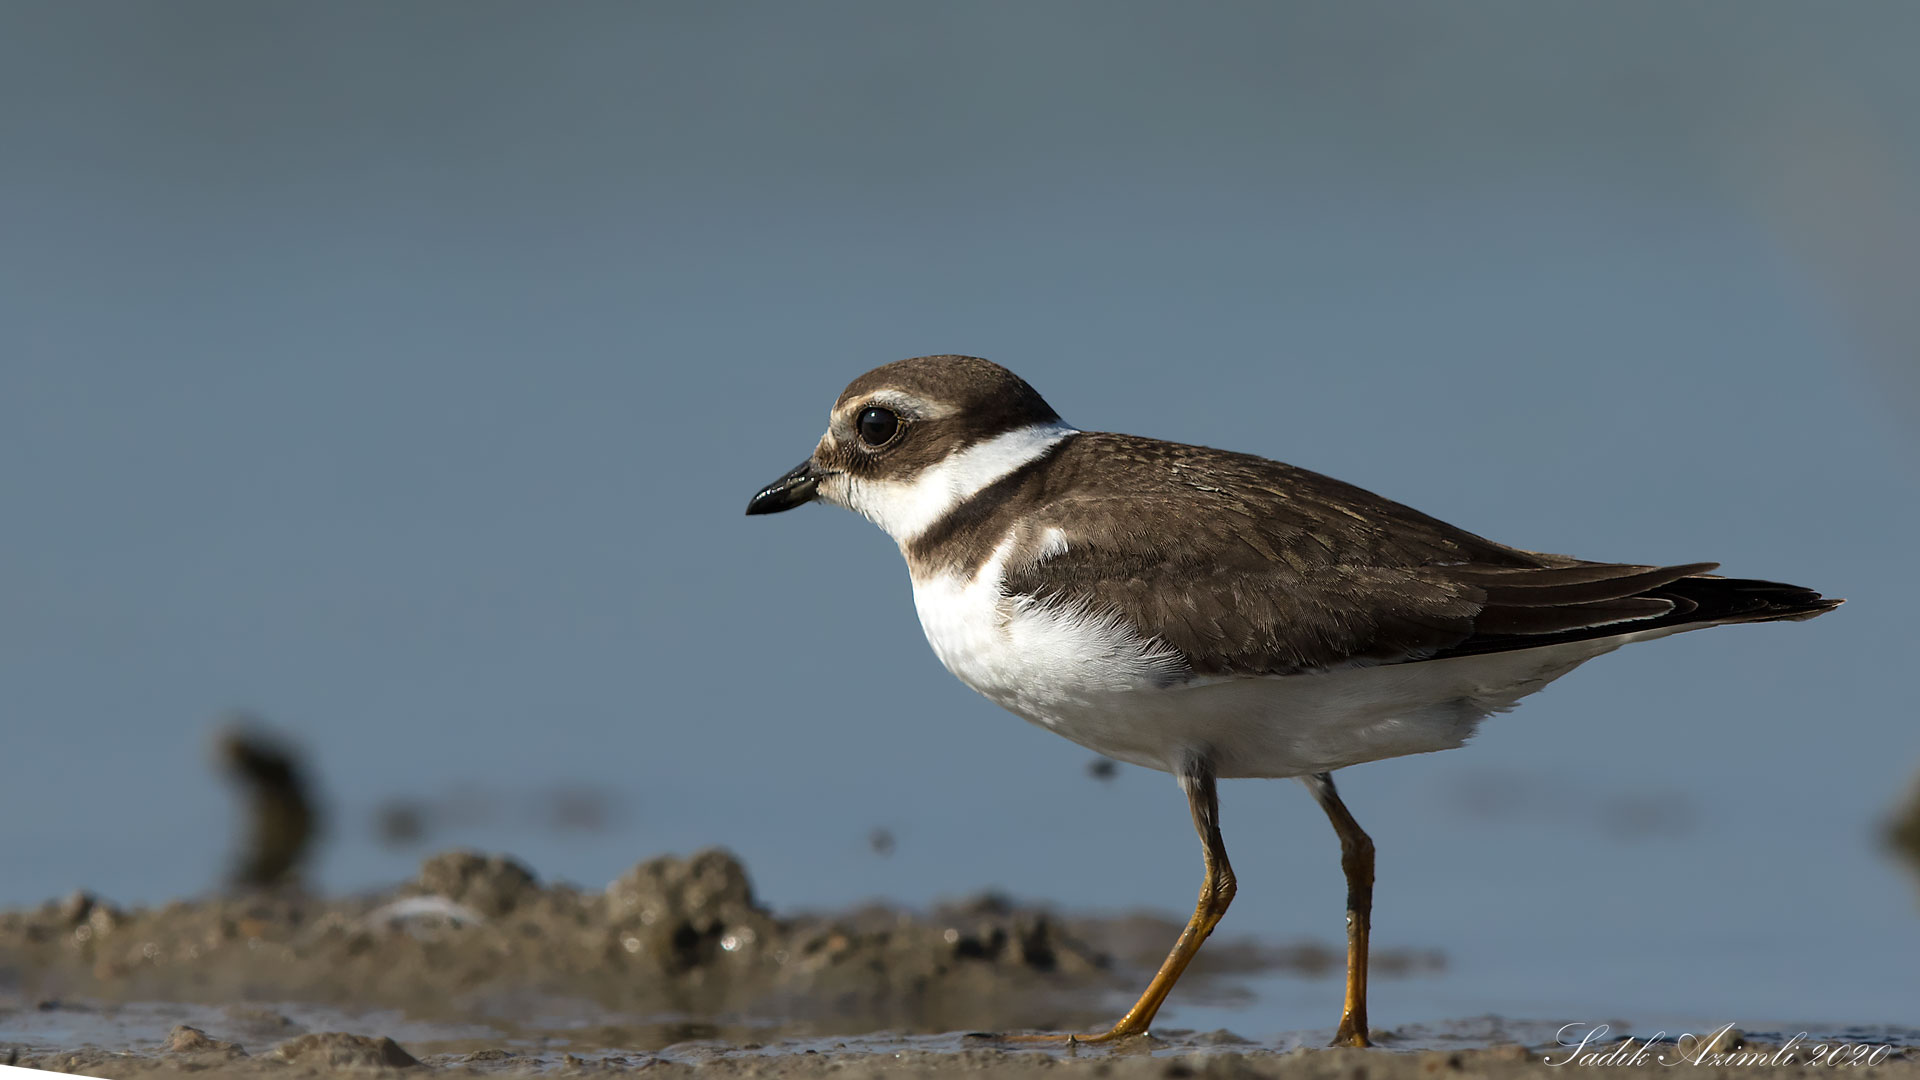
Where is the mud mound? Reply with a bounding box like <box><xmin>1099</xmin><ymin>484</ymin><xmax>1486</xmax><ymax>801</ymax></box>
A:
<box><xmin>0</xmin><ymin>848</ymin><xmax>1121</xmax><ymax>1034</ymax></box>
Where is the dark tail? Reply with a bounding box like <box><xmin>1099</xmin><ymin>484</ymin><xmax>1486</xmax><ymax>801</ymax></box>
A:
<box><xmin>1653</xmin><ymin>575</ymin><xmax>1843</xmax><ymax>626</ymax></box>
<box><xmin>1434</xmin><ymin>566</ymin><xmax>1842</xmax><ymax>660</ymax></box>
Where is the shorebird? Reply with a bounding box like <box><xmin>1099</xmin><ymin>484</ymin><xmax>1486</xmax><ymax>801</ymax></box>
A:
<box><xmin>746</xmin><ymin>355</ymin><xmax>1839</xmax><ymax>1046</ymax></box>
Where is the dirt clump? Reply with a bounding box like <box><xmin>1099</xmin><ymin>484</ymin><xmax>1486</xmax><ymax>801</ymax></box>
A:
<box><xmin>0</xmin><ymin>847</ymin><xmax>1124</xmax><ymax>1034</ymax></box>
<box><xmin>271</xmin><ymin>1032</ymin><xmax>422</xmax><ymax>1069</ymax></box>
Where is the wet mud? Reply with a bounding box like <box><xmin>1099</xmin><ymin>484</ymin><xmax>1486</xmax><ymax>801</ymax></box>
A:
<box><xmin>5</xmin><ymin>1013</ymin><xmax>1916</xmax><ymax>1080</ymax></box>
<box><xmin>1</xmin><ymin>849</ymin><xmax>1442</xmax><ymax>1037</ymax></box>
<box><xmin>1</xmin><ymin>849</ymin><xmax>1908</xmax><ymax>1077</ymax></box>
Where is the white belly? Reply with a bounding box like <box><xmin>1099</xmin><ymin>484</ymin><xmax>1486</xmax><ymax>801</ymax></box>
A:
<box><xmin>910</xmin><ymin>546</ymin><xmax>1682</xmax><ymax>779</ymax></box>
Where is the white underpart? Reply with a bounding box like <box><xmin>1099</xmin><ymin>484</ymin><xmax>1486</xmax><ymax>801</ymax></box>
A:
<box><xmin>911</xmin><ymin>524</ymin><xmax>1696</xmax><ymax>778</ymax></box>
<box><xmin>1132</xmin><ymin>626</ymin><xmax>1688</xmax><ymax>778</ymax></box>
<box><xmin>840</xmin><ymin>421</ymin><xmax>1078</xmax><ymax>544</ymax></box>
<box><xmin>913</xmin><ymin>534</ymin><xmax>1192</xmax><ymax>727</ymax></box>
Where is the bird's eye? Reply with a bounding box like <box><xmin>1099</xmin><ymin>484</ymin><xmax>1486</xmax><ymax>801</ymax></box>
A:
<box><xmin>857</xmin><ymin>406</ymin><xmax>900</xmax><ymax>447</ymax></box>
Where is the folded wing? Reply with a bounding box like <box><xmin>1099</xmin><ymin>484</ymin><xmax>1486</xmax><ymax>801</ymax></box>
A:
<box><xmin>994</xmin><ymin>435</ymin><xmax>1839</xmax><ymax>678</ymax></box>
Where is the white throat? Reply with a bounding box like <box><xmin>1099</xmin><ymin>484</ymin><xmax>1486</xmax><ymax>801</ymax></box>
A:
<box><xmin>843</xmin><ymin>421</ymin><xmax>1077</xmax><ymax>545</ymax></box>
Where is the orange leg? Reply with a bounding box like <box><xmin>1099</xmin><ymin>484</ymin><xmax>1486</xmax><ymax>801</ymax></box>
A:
<box><xmin>1008</xmin><ymin>763</ymin><xmax>1234</xmax><ymax>1044</ymax></box>
<box><xmin>1304</xmin><ymin>772</ymin><xmax>1375</xmax><ymax>1048</ymax></box>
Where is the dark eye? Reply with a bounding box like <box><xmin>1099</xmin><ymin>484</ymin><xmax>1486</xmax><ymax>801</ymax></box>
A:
<box><xmin>857</xmin><ymin>406</ymin><xmax>900</xmax><ymax>447</ymax></box>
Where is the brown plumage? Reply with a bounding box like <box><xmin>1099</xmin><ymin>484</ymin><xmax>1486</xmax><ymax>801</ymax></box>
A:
<box><xmin>910</xmin><ymin>431</ymin><xmax>1838</xmax><ymax>678</ymax></box>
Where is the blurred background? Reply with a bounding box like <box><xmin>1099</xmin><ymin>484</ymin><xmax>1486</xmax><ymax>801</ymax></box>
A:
<box><xmin>3</xmin><ymin>0</ymin><xmax>1917</xmax><ymax>1036</ymax></box>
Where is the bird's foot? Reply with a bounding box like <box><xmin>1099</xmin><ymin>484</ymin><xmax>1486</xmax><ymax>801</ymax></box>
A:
<box><xmin>1331</xmin><ymin>1015</ymin><xmax>1373</xmax><ymax>1048</ymax></box>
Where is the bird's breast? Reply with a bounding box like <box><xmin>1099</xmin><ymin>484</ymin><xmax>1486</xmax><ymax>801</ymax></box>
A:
<box><xmin>907</xmin><ymin>539</ymin><xmax>1189</xmax><ymax>721</ymax></box>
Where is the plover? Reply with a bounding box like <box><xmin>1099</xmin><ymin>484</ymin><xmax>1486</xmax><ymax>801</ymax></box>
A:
<box><xmin>746</xmin><ymin>355</ymin><xmax>1839</xmax><ymax>1046</ymax></box>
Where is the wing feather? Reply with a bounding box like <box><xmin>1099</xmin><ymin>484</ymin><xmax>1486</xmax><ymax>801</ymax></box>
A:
<box><xmin>973</xmin><ymin>433</ymin><xmax>1835</xmax><ymax>677</ymax></box>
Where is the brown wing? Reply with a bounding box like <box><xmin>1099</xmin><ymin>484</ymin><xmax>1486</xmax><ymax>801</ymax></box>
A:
<box><xmin>984</xmin><ymin>433</ymin><xmax>1834</xmax><ymax>677</ymax></box>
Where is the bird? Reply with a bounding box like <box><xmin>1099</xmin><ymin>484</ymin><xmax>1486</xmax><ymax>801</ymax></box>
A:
<box><xmin>745</xmin><ymin>354</ymin><xmax>1839</xmax><ymax>1046</ymax></box>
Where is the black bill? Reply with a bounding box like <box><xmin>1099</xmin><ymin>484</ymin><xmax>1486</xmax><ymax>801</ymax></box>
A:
<box><xmin>745</xmin><ymin>459</ymin><xmax>820</xmax><ymax>515</ymax></box>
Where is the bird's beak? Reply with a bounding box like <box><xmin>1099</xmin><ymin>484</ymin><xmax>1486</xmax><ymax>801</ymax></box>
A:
<box><xmin>745</xmin><ymin>459</ymin><xmax>821</xmax><ymax>515</ymax></box>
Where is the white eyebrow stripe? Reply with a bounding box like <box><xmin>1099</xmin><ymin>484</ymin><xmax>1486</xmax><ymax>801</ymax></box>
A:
<box><xmin>845</xmin><ymin>421</ymin><xmax>1078</xmax><ymax>544</ymax></box>
<box><xmin>860</xmin><ymin>389</ymin><xmax>952</xmax><ymax>420</ymax></box>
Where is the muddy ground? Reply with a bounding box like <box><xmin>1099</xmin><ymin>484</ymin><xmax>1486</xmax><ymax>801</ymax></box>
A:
<box><xmin>7</xmin><ymin>1019</ymin><xmax>1917</xmax><ymax>1080</ymax></box>
<box><xmin>0</xmin><ymin>849</ymin><xmax>1908</xmax><ymax>1077</ymax></box>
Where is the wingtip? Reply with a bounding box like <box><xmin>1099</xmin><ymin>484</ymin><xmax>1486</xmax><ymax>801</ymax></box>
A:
<box><xmin>1763</xmin><ymin>595</ymin><xmax>1844</xmax><ymax>622</ymax></box>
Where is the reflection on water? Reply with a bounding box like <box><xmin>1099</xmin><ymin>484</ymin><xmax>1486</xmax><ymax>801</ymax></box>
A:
<box><xmin>371</xmin><ymin>785</ymin><xmax>627</xmax><ymax>851</ymax></box>
<box><xmin>1437</xmin><ymin>766</ymin><xmax>1698</xmax><ymax>841</ymax></box>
